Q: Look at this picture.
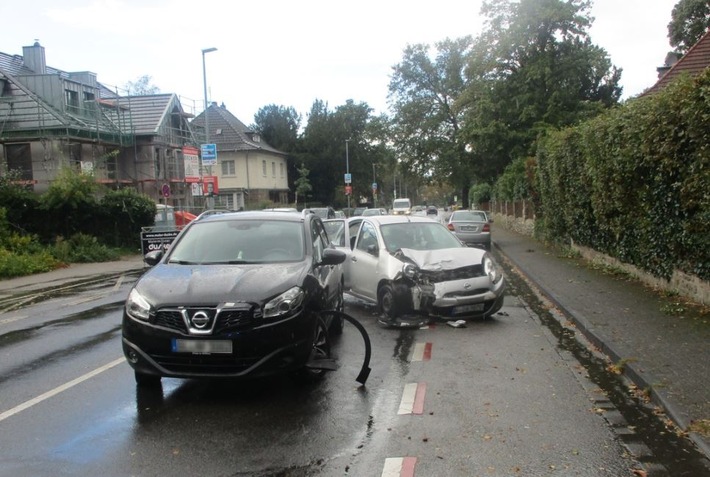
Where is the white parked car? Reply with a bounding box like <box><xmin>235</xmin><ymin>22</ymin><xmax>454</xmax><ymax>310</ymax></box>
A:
<box><xmin>324</xmin><ymin>215</ymin><xmax>505</xmax><ymax>322</ymax></box>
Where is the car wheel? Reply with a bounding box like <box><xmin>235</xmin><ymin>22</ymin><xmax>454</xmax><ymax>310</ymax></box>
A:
<box><xmin>135</xmin><ymin>371</ymin><xmax>161</xmax><ymax>388</ymax></box>
<box><xmin>298</xmin><ymin>318</ymin><xmax>331</xmax><ymax>383</ymax></box>
<box><xmin>378</xmin><ymin>284</ymin><xmax>399</xmax><ymax>319</ymax></box>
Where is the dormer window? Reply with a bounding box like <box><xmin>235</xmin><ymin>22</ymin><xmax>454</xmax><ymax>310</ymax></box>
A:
<box><xmin>252</xmin><ymin>134</ymin><xmax>260</xmax><ymax>143</ymax></box>
<box><xmin>216</xmin><ymin>128</ymin><xmax>222</xmax><ymax>135</ymax></box>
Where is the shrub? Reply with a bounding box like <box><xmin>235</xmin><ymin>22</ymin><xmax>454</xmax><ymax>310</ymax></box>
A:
<box><xmin>51</xmin><ymin>233</ymin><xmax>121</xmax><ymax>263</ymax></box>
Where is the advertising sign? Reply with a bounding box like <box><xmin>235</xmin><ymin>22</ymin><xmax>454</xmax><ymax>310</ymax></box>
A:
<box><xmin>140</xmin><ymin>229</ymin><xmax>180</xmax><ymax>255</ymax></box>
<box><xmin>183</xmin><ymin>145</ymin><xmax>201</xmax><ymax>180</ymax></box>
<box><xmin>202</xmin><ymin>176</ymin><xmax>219</xmax><ymax>195</ymax></box>
<box><xmin>201</xmin><ymin>143</ymin><xmax>217</xmax><ymax>166</ymax></box>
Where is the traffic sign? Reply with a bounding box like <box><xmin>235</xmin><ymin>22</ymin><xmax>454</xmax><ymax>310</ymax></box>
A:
<box><xmin>344</xmin><ymin>173</ymin><xmax>352</xmax><ymax>184</ymax></box>
<box><xmin>345</xmin><ymin>185</ymin><xmax>352</xmax><ymax>195</ymax></box>
<box><xmin>372</xmin><ymin>182</ymin><xmax>377</xmax><ymax>190</ymax></box>
<box><xmin>161</xmin><ymin>184</ymin><xmax>170</xmax><ymax>197</ymax></box>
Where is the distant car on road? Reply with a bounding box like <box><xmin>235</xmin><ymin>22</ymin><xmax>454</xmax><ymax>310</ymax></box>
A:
<box><xmin>392</xmin><ymin>198</ymin><xmax>412</xmax><ymax>215</ymax></box>
<box><xmin>447</xmin><ymin>209</ymin><xmax>491</xmax><ymax>250</ymax></box>
<box><xmin>308</xmin><ymin>206</ymin><xmax>335</xmax><ymax>219</ymax></box>
<box><xmin>426</xmin><ymin>206</ymin><xmax>438</xmax><ymax>216</ymax></box>
<box><xmin>352</xmin><ymin>206</ymin><xmax>368</xmax><ymax>217</ymax></box>
<box><xmin>362</xmin><ymin>207</ymin><xmax>388</xmax><ymax>216</ymax></box>
<box><xmin>122</xmin><ymin>209</ymin><xmax>347</xmax><ymax>387</ymax></box>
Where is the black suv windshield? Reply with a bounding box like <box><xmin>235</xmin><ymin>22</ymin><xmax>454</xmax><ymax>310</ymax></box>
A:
<box><xmin>168</xmin><ymin>219</ymin><xmax>305</xmax><ymax>264</ymax></box>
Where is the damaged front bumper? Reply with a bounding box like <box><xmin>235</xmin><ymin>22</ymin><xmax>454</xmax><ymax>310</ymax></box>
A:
<box><xmin>406</xmin><ymin>274</ymin><xmax>506</xmax><ymax>319</ymax></box>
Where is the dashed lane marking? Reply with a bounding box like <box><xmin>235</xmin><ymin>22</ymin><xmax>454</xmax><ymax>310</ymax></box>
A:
<box><xmin>397</xmin><ymin>382</ymin><xmax>427</xmax><ymax>415</ymax></box>
<box><xmin>381</xmin><ymin>456</ymin><xmax>417</xmax><ymax>477</ymax></box>
<box><xmin>411</xmin><ymin>342</ymin><xmax>432</xmax><ymax>361</ymax></box>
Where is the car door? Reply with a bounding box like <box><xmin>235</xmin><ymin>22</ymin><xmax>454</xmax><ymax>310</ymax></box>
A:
<box><xmin>311</xmin><ymin>218</ymin><xmax>341</xmax><ymax>310</ymax></box>
<box><xmin>348</xmin><ymin>220</ymin><xmax>381</xmax><ymax>301</ymax></box>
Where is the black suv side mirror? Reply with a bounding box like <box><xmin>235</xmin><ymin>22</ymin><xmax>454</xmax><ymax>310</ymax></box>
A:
<box><xmin>321</xmin><ymin>248</ymin><xmax>347</xmax><ymax>265</ymax></box>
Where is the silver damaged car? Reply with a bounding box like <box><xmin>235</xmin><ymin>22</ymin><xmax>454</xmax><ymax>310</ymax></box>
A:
<box><xmin>326</xmin><ymin>215</ymin><xmax>506</xmax><ymax>321</ymax></box>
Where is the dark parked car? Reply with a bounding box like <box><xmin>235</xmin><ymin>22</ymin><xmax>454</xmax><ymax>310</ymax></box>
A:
<box><xmin>426</xmin><ymin>206</ymin><xmax>438</xmax><ymax>216</ymax></box>
<box><xmin>122</xmin><ymin>210</ymin><xmax>346</xmax><ymax>386</ymax></box>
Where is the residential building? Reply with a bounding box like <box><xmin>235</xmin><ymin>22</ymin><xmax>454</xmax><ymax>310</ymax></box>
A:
<box><xmin>645</xmin><ymin>30</ymin><xmax>710</xmax><ymax>95</ymax></box>
<box><xmin>0</xmin><ymin>42</ymin><xmax>200</xmax><ymax>208</ymax></box>
<box><xmin>191</xmin><ymin>103</ymin><xmax>289</xmax><ymax>210</ymax></box>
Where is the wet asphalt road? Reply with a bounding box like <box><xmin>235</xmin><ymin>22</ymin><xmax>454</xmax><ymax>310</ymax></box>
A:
<box><xmin>0</xmin><ymin>265</ymin><xmax>681</xmax><ymax>476</ymax></box>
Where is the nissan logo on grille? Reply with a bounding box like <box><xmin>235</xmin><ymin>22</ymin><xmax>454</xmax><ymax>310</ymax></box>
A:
<box><xmin>190</xmin><ymin>311</ymin><xmax>210</xmax><ymax>329</ymax></box>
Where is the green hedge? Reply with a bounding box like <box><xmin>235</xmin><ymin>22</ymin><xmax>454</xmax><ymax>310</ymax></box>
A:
<box><xmin>536</xmin><ymin>69</ymin><xmax>710</xmax><ymax>281</ymax></box>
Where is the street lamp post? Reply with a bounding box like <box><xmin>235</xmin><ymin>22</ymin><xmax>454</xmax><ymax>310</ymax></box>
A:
<box><xmin>345</xmin><ymin>139</ymin><xmax>350</xmax><ymax>213</ymax></box>
<box><xmin>201</xmin><ymin>47</ymin><xmax>217</xmax><ymax>209</ymax></box>
<box><xmin>372</xmin><ymin>163</ymin><xmax>377</xmax><ymax>207</ymax></box>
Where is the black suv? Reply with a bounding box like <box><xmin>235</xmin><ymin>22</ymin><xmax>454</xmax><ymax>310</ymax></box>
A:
<box><xmin>122</xmin><ymin>210</ymin><xmax>346</xmax><ymax>386</ymax></box>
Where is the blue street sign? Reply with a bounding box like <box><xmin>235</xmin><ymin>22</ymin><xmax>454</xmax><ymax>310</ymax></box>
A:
<box><xmin>201</xmin><ymin>143</ymin><xmax>217</xmax><ymax>165</ymax></box>
<box><xmin>344</xmin><ymin>173</ymin><xmax>352</xmax><ymax>184</ymax></box>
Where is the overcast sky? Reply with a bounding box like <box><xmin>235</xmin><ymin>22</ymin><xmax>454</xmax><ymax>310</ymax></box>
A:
<box><xmin>0</xmin><ymin>0</ymin><xmax>679</xmax><ymax>124</ymax></box>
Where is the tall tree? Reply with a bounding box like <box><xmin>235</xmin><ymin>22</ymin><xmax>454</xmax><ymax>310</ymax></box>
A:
<box><xmin>388</xmin><ymin>37</ymin><xmax>476</xmax><ymax>207</ymax></box>
<box><xmin>459</xmin><ymin>0</ymin><xmax>621</xmax><ymax>186</ymax></box>
<box><xmin>253</xmin><ymin>105</ymin><xmax>301</xmax><ymax>152</ymax></box>
<box><xmin>253</xmin><ymin>105</ymin><xmax>302</xmax><ymax>201</ymax></box>
<box><xmin>124</xmin><ymin>75</ymin><xmax>159</xmax><ymax>95</ymax></box>
<box><xmin>298</xmin><ymin>99</ymin><xmax>376</xmax><ymax>208</ymax></box>
<box><xmin>668</xmin><ymin>0</ymin><xmax>710</xmax><ymax>54</ymax></box>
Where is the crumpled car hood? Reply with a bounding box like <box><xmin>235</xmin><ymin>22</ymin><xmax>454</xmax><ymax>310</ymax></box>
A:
<box><xmin>135</xmin><ymin>262</ymin><xmax>308</xmax><ymax>306</ymax></box>
<box><xmin>395</xmin><ymin>247</ymin><xmax>485</xmax><ymax>271</ymax></box>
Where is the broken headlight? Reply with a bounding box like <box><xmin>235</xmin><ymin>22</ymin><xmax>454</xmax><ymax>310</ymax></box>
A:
<box><xmin>403</xmin><ymin>262</ymin><xmax>419</xmax><ymax>279</ymax></box>
<box><xmin>483</xmin><ymin>254</ymin><xmax>502</xmax><ymax>284</ymax></box>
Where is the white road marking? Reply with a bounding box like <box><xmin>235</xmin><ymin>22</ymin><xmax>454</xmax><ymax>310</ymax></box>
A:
<box><xmin>381</xmin><ymin>457</ymin><xmax>417</xmax><ymax>477</ymax></box>
<box><xmin>0</xmin><ymin>357</ymin><xmax>125</xmax><ymax>423</ymax></box>
<box><xmin>0</xmin><ymin>315</ymin><xmax>28</xmax><ymax>325</ymax></box>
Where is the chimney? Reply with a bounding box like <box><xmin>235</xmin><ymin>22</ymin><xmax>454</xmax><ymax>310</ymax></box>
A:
<box><xmin>22</xmin><ymin>41</ymin><xmax>47</xmax><ymax>74</ymax></box>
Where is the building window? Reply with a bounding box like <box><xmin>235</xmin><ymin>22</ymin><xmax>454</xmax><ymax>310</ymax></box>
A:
<box><xmin>262</xmin><ymin>160</ymin><xmax>266</xmax><ymax>176</ymax></box>
<box><xmin>83</xmin><ymin>91</ymin><xmax>95</xmax><ymax>101</ymax></box>
<box><xmin>65</xmin><ymin>90</ymin><xmax>79</xmax><ymax>113</ymax></box>
<box><xmin>280</xmin><ymin>162</ymin><xmax>284</xmax><ymax>178</ymax></box>
<box><xmin>217</xmin><ymin>193</ymin><xmax>234</xmax><ymax>209</ymax></box>
<box><xmin>221</xmin><ymin>160</ymin><xmax>235</xmax><ymax>176</ymax></box>
<box><xmin>5</xmin><ymin>143</ymin><xmax>33</xmax><ymax>181</ymax></box>
<box><xmin>271</xmin><ymin>161</ymin><xmax>275</xmax><ymax>177</ymax></box>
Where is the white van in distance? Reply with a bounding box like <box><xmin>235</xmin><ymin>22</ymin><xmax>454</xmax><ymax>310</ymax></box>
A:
<box><xmin>392</xmin><ymin>198</ymin><xmax>412</xmax><ymax>215</ymax></box>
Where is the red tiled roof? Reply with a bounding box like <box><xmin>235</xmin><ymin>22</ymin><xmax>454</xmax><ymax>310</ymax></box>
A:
<box><xmin>644</xmin><ymin>29</ymin><xmax>710</xmax><ymax>95</ymax></box>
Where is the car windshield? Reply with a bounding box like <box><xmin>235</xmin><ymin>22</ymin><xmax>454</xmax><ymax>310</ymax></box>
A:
<box><xmin>167</xmin><ymin>219</ymin><xmax>305</xmax><ymax>264</ymax></box>
<box><xmin>362</xmin><ymin>209</ymin><xmax>380</xmax><ymax>216</ymax></box>
<box><xmin>323</xmin><ymin>220</ymin><xmax>346</xmax><ymax>246</ymax></box>
<box><xmin>452</xmin><ymin>211</ymin><xmax>487</xmax><ymax>222</ymax></box>
<box><xmin>393</xmin><ymin>200</ymin><xmax>410</xmax><ymax>208</ymax></box>
<box><xmin>380</xmin><ymin>222</ymin><xmax>463</xmax><ymax>252</ymax></box>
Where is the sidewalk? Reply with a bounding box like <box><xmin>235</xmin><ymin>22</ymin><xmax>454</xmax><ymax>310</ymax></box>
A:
<box><xmin>0</xmin><ymin>255</ymin><xmax>145</xmax><ymax>295</ymax></box>
<box><xmin>492</xmin><ymin>224</ymin><xmax>710</xmax><ymax>460</ymax></box>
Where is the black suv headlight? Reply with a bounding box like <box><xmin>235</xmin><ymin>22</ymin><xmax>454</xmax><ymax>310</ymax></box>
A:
<box><xmin>126</xmin><ymin>288</ymin><xmax>152</xmax><ymax>321</ymax></box>
<box><xmin>263</xmin><ymin>286</ymin><xmax>305</xmax><ymax>319</ymax></box>
<box><xmin>483</xmin><ymin>254</ymin><xmax>502</xmax><ymax>284</ymax></box>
